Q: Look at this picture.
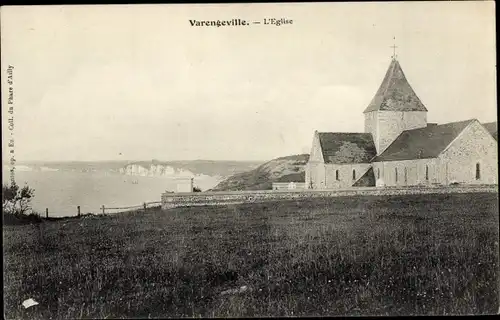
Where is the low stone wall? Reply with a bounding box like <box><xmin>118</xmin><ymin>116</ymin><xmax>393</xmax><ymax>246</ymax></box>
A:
<box><xmin>161</xmin><ymin>185</ymin><xmax>498</xmax><ymax>209</ymax></box>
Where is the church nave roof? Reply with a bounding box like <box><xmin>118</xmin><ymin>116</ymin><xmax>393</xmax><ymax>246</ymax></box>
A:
<box><xmin>372</xmin><ymin>119</ymin><xmax>477</xmax><ymax>162</ymax></box>
<box><xmin>317</xmin><ymin>132</ymin><xmax>377</xmax><ymax>164</ymax></box>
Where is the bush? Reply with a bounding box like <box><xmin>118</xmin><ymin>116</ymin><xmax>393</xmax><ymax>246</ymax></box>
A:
<box><xmin>193</xmin><ymin>186</ymin><xmax>202</xmax><ymax>192</ymax></box>
<box><xmin>2</xmin><ymin>182</ymin><xmax>35</xmax><ymax>216</ymax></box>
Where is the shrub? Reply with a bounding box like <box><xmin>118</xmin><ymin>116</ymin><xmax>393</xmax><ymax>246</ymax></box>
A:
<box><xmin>2</xmin><ymin>182</ymin><xmax>35</xmax><ymax>216</ymax></box>
<box><xmin>3</xmin><ymin>182</ymin><xmax>38</xmax><ymax>225</ymax></box>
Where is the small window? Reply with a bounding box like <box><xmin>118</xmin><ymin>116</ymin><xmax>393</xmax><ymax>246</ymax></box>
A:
<box><xmin>377</xmin><ymin>168</ymin><xmax>380</xmax><ymax>179</ymax></box>
<box><xmin>335</xmin><ymin>170</ymin><xmax>339</xmax><ymax>181</ymax></box>
<box><xmin>404</xmin><ymin>167</ymin><xmax>408</xmax><ymax>184</ymax></box>
<box><xmin>476</xmin><ymin>163</ymin><xmax>481</xmax><ymax>180</ymax></box>
<box><xmin>352</xmin><ymin>169</ymin><xmax>356</xmax><ymax>180</ymax></box>
<box><xmin>395</xmin><ymin>168</ymin><xmax>398</xmax><ymax>182</ymax></box>
<box><xmin>425</xmin><ymin>165</ymin><xmax>429</xmax><ymax>181</ymax></box>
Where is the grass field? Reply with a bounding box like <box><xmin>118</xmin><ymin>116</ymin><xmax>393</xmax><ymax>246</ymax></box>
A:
<box><xmin>3</xmin><ymin>192</ymin><xmax>499</xmax><ymax>318</ymax></box>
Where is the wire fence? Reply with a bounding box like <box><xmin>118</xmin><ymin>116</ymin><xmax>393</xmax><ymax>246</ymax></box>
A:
<box><xmin>42</xmin><ymin>201</ymin><xmax>163</xmax><ymax>218</ymax></box>
<box><xmin>102</xmin><ymin>201</ymin><xmax>162</xmax><ymax>214</ymax></box>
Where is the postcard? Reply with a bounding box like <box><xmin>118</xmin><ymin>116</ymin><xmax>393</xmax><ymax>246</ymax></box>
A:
<box><xmin>2</xmin><ymin>2</ymin><xmax>498</xmax><ymax>318</ymax></box>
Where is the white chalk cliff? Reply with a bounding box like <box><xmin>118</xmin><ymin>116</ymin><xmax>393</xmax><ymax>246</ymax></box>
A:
<box><xmin>119</xmin><ymin>163</ymin><xmax>224</xmax><ymax>190</ymax></box>
<box><xmin>120</xmin><ymin>163</ymin><xmax>204</xmax><ymax>178</ymax></box>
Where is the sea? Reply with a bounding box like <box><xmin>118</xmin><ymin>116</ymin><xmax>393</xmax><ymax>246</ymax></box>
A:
<box><xmin>2</xmin><ymin>167</ymin><xmax>221</xmax><ymax>217</ymax></box>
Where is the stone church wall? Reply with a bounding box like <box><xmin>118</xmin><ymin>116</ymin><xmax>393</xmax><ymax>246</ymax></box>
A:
<box><xmin>309</xmin><ymin>131</ymin><xmax>324</xmax><ymax>162</ymax></box>
<box><xmin>364</xmin><ymin>112</ymin><xmax>378</xmax><ymax>141</ymax></box>
<box><xmin>375</xmin><ymin>111</ymin><xmax>427</xmax><ymax>154</ymax></box>
<box><xmin>305</xmin><ymin>163</ymin><xmax>310</xmax><ymax>189</ymax></box>
<box><xmin>306</xmin><ymin>162</ymin><xmax>326</xmax><ymax>189</ymax></box>
<box><xmin>373</xmin><ymin>158</ymin><xmax>441</xmax><ymax>187</ymax></box>
<box><xmin>305</xmin><ymin>131</ymin><xmax>326</xmax><ymax>189</ymax></box>
<box><xmin>305</xmin><ymin>162</ymin><xmax>372</xmax><ymax>189</ymax></box>
<box><xmin>324</xmin><ymin>163</ymin><xmax>372</xmax><ymax>188</ymax></box>
<box><xmin>439</xmin><ymin>121</ymin><xmax>498</xmax><ymax>185</ymax></box>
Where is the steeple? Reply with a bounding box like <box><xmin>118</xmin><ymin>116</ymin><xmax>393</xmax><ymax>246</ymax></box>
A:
<box><xmin>363</xmin><ymin>52</ymin><xmax>428</xmax><ymax>155</ymax></box>
<box><xmin>390</xmin><ymin>37</ymin><xmax>398</xmax><ymax>60</ymax></box>
<box><xmin>363</xmin><ymin>59</ymin><xmax>427</xmax><ymax>113</ymax></box>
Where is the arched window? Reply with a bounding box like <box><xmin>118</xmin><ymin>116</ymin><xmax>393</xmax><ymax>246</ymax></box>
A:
<box><xmin>335</xmin><ymin>170</ymin><xmax>339</xmax><ymax>181</ymax></box>
<box><xmin>476</xmin><ymin>163</ymin><xmax>481</xmax><ymax>180</ymax></box>
<box><xmin>425</xmin><ymin>165</ymin><xmax>429</xmax><ymax>181</ymax></box>
<box><xmin>352</xmin><ymin>169</ymin><xmax>356</xmax><ymax>180</ymax></box>
<box><xmin>395</xmin><ymin>168</ymin><xmax>398</xmax><ymax>182</ymax></box>
<box><xmin>377</xmin><ymin>168</ymin><xmax>380</xmax><ymax>179</ymax></box>
<box><xmin>404</xmin><ymin>167</ymin><xmax>408</xmax><ymax>184</ymax></box>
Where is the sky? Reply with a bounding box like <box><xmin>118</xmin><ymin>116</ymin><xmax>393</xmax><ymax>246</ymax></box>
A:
<box><xmin>1</xmin><ymin>2</ymin><xmax>496</xmax><ymax>162</ymax></box>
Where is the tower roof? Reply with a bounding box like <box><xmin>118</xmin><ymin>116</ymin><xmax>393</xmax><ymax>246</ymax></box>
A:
<box><xmin>363</xmin><ymin>59</ymin><xmax>427</xmax><ymax>113</ymax></box>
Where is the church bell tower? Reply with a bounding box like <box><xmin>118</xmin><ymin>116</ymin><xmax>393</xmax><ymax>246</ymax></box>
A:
<box><xmin>363</xmin><ymin>46</ymin><xmax>428</xmax><ymax>155</ymax></box>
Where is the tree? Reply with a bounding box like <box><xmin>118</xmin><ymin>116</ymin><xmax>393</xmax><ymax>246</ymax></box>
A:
<box><xmin>2</xmin><ymin>182</ymin><xmax>35</xmax><ymax>215</ymax></box>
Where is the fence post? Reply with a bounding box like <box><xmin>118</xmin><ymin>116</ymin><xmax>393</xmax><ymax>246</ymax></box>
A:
<box><xmin>143</xmin><ymin>202</ymin><xmax>147</xmax><ymax>211</ymax></box>
<box><xmin>101</xmin><ymin>205</ymin><xmax>105</xmax><ymax>215</ymax></box>
<box><xmin>77</xmin><ymin>205</ymin><xmax>81</xmax><ymax>217</ymax></box>
<box><xmin>45</xmin><ymin>208</ymin><xmax>48</xmax><ymax>218</ymax></box>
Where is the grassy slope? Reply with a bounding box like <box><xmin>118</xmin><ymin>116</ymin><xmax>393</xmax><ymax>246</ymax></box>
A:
<box><xmin>211</xmin><ymin>154</ymin><xmax>309</xmax><ymax>191</ymax></box>
<box><xmin>3</xmin><ymin>193</ymin><xmax>499</xmax><ymax>318</ymax></box>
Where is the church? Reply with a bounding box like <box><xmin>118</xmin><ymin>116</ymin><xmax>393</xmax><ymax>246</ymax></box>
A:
<box><xmin>305</xmin><ymin>56</ymin><xmax>498</xmax><ymax>189</ymax></box>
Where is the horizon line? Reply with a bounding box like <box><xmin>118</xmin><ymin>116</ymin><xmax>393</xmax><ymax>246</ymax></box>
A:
<box><xmin>3</xmin><ymin>158</ymin><xmax>282</xmax><ymax>164</ymax></box>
